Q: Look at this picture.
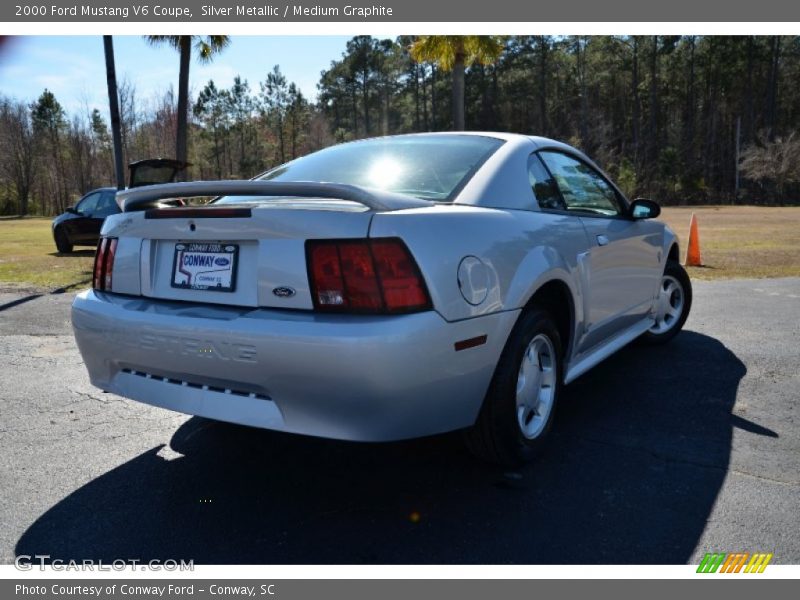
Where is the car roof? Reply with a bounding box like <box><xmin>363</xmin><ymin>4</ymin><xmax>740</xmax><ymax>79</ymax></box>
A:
<box><xmin>360</xmin><ymin>131</ymin><xmax>580</xmax><ymax>152</ymax></box>
<box><xmin>333</xmin><ymin>130</ymin><xmax>571</xmax><ymax>147</ymax></box>
<box><xmin>324</xmin><ymin>131</ymin><xmax>589</xmax><ymax>167</ymax></box>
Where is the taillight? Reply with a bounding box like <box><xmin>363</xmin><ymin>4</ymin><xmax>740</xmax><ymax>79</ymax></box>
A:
<box><xmin>306</xmin><ymin>238</ymin><xmax>431</xmax><ymax>314</ymax></box>
<box><xmin>93</xmin><ymin>237</ymin><xmax>118</xmax><ymax>291</ymax></box>
<box><xmin>370</xmin><ymin>240</ymin><xmax>430</xmax><ymax>310</ymax></box>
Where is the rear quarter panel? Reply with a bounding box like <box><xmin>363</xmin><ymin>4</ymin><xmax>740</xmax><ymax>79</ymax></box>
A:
<box><xmin>369</xmin><ymin>206</ymin><xmax>591</xmax><ymax>324</ymax></box>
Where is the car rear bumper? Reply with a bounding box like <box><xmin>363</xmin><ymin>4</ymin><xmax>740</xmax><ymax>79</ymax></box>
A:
<box><xmin>71</xmin><ymin>290</ymin><xmax>519</xmax><ymax>441</ymax></box>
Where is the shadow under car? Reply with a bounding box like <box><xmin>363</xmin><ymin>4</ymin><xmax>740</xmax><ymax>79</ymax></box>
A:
<box><xmin>16</xmin><ymin>330</ymin><xmax>749</xmax><ymax>564</ymax></box>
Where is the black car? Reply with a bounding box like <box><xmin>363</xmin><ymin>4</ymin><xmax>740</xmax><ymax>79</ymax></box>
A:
<box><xmin>52</xmin><ymin>159</ymin><xmax>188</xmax><ymax>253</ymax></box>
<box><xmin>52</xmin><ymin>187</ymin><xmax>119</xmax><ymax>253</ymax></box>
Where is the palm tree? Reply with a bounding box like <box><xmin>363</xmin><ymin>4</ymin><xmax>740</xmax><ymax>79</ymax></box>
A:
<box><xmin>145</xmin><ymin>36</ymin><xmax>230</xmax><ymax>179</ymax></box>
<box><xmin>410</xmin><ymin>36</ymin><xmax>504</xmax><ymax>131</ymax></box>
<box><xmin>102</xmin><ymin>36</ymin><xmax>125</xmax><ymax>190</ymax></box>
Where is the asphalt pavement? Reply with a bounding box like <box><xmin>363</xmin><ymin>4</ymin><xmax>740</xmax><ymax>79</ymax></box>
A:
<box><xmin>0</xmin><ymin>278</ymin><xmax>798</xmax><ymax>564</ymax></box>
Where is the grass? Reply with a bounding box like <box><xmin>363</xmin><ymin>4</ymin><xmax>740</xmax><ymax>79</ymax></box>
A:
<box><xmin>0</xmin><ymin>217</ymin><xmax>94</xmax><ymax>292</ymax></box>
<box><xmin>658</xmin><ymin>206</ymin><xmax>800</xmax><ymax>280</ymax></box>
<box><xmin>0</xmin><ymin>207</ymin><xmax>798</xmax><ymax>291</ymax></box>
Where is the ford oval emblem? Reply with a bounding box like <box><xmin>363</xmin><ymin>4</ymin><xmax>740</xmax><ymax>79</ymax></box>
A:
<box><xmin>214</xmin><ymin>257</ymin><xmax>230</xmax><ymax>266</ymax></box>
<box><xmin>272</xmin><ymin>286</ymin><xmax>296</xmax><ymax>298</ymax></box>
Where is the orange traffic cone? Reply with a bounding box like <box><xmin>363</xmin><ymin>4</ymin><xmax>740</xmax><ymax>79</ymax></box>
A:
<box><xmin>685</xmin><ymin>212</ymin><xmax>702</xmax><ymax>267</ymax></box>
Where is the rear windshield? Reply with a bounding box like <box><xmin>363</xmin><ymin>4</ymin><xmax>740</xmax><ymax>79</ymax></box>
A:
<box><xmin>216</xmin><ymin>135</ymin><xmax>504</xmax><ymax>203</ymax></box>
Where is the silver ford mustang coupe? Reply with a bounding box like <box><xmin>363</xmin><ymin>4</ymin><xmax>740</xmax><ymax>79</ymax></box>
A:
<box><xmin>72</xmin><ymin>132</ymin><xmax>691</xmax><ymax>465</ymax></box>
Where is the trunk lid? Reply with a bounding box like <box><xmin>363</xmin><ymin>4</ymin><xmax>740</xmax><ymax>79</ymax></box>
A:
<box><xmin>105</xmin><ymin>181</ymin><xmax>431</xmax><ymax>310</ymax></box>
<box><xmin>104</xmin><ymin>201</ymin><xmax>374</xmax><ymax>310</ymax></box>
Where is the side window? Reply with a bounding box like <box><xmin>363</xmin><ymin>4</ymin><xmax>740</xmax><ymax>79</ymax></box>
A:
<box><xmin>93</xmin><ymin>192</ymin><xmax>119</xmax><ymax>217</ymax></box>
<box><xmin>538</xmin><ymin>151</ymin><xmax>624</xmax><ymax>217</ymax></box>
<box><xmin>527</xmin><ymin>154</ymin><xmax>565</xmax><ymax>210</ymax></box>
<box><xmin>75</xmin><ymin>192</ymin><xmax>100</xmax><ymax>215</ymax></box>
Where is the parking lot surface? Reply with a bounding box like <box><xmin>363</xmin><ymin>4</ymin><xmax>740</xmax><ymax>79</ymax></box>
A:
<box><xmin>1</xmin><ymin>278</ymin><xmax>798</xmax><ymax>564</ymax></box>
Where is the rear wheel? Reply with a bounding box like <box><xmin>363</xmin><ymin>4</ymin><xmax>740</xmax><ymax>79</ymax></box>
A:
<box><xmin>463</xmin><ymin>308</ymin><xmax>562</xmax><ymax>466</ymax></box>
<box><xmin>54</xmin><ymin>227</ymin><xmax>73</xmax><ymax>254</ymax></box>
<box><xmin>639</xmin><ymin>260</ymin><xmax>692</xmax><ymax>345</ymax></box>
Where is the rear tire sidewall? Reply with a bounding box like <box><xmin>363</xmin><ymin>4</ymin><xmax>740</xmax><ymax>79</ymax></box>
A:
<box><xmin>482</xmin><ymin>309</ymin><xmax>563</xmax><ymax>465</ymax></box>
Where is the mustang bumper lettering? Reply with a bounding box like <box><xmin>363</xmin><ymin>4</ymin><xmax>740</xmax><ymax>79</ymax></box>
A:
<box><xmin>72</xmin><ymin>289</ymin><xmax>519</xmax><ymax>441</ymax></box>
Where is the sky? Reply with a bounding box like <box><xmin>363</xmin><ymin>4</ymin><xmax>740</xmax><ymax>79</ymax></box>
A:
<box><xmin>0</xmin><ymin>35</ymin><xmax>352</xmax><ymax>117</ymax></box>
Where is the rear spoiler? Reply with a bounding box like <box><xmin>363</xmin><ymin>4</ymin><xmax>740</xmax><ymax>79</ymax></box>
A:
<box><xmin>116</xmin><ymin>180</ymin><xmax>434</xmax><ymax>213</ymax></box>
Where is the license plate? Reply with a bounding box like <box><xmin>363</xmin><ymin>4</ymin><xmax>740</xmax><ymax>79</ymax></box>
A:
<box><xmin>171</xmin><ymin>243</ymin><xmax>238</xmax><ymax>292</ymax></box>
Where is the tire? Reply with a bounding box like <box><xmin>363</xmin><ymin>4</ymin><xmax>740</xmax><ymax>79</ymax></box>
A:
<box><xmin>463</xmin><ymin>308</ymin><xmax>563</xmax><ymax>466</ymax></box>
<box><xmin>639</xmin><ymin>260</ymin><xmax>692</xmax><ymax>345</ymax></box>
<box><xmin>54</xmin><ymin>227</ymin><xmax>73</xmax><ymax>254</ymax></box>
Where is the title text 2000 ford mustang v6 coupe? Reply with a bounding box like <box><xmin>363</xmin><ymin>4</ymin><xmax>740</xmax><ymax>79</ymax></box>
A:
<box><xmin>71</xmin><ymin>133</ymin><xmax>691</xmax><ymax>465</ymax></box>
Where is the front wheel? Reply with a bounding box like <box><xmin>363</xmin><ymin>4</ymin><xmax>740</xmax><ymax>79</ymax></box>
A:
<box><xmin>463</xmin><ymin>308</ymin><xmax>562</xmax><ymax>466</ymax></box>
<box><xmin>54</xmin><ymin>227</ymin><xmax>73</xmax><ymax>254</ymax></box>
<box><xmin>639</xmin><ymin>260</ymin><xmax>692</xmax><ymax>345</ymax></box>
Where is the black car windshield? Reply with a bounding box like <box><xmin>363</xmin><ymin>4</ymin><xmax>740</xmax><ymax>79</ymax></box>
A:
<box><xmin>215</xmin><ymin>135</ymin><xmax>504</xmax><ymax>203</ymax></box>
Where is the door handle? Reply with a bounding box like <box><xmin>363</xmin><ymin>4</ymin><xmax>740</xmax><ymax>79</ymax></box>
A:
<box><xmin>596</xmin><ymin>234</ymin><xmax>609</xmax><ymax>246</ymax></box>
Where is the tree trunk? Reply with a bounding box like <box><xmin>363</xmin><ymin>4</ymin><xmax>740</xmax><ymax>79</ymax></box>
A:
<box><xmin>176</xmin><ymin>36</ymin><xmax>191</xmax><ymax>180</ymax></box>
<box><xmin>648</xmin><ymin>35</ymin><xmax>659</xmax><ymax>167</ymax></box>
<box><xmin>452</xmin><ymin>53</ymin><xmax>466</xmax><ymax>131</ymax></box>
<box><xmin>538</xmin><ymin>36</ymin><xmax>548</xmax><ymax>135</ymax></box>
<box><xmin>332</xmin><ymin>98</ymin><xmax>340</xmax><ymax>132</ymax></box>
<box><xmin>382</xmin><ymin>88</ymin><xmax>390</xmax><ymax>136</ymax></box>
<box><xmin>350</xmin><ymin>86</ymin><xmax>358</xmax><ymax>136</ymax></box>
<box><xmin>491</xmin><ymin>66</ymin><xmax>499</xmax><ymax>130</ymax></box>
<box><xmin>277</xmin><ymin>114</ymin><xmax>285</xmax><ymax>163</ymax></box>
<box><xmin>703</xmin><ymin>62</ymin><xmax>717</xmax><ymax>189</ymax></box>
<box><xmin>226</xmin><ymin>133</ymin><xmax>233</xmax><ymax>176</ymax></box>
<box><xmin>478</xmin><ymin>64</ymin><xmax>488</xmax><ymax>128</ymax></box>
<box><xmin>682</xmin><ymin>36</ymin><xmax>696</xmax><ymax>177</ymax></box>
<box><xmin>576</xmin><ymin>37</ymin><xmax>589</xmax><ymax>150</ymax></box>
<box><xmin>745</xmin><ymin>37</ymin><xmax>754</xmax><ymax>143</ymax></box>
<box><xmin>766</xmin><ymin>36</ymin><xmax>781</xmax><ymax>142</ymax></box>
<box><xmin>421</xmin><ymin>66</ymin><xmax>429</xmax><ymax>130</ymax></box>
<box><xmin>14</xmin><ymin>118</ymin><xmax>33</xmax><ymax>215</ymax></box>
<box><xmin>431</xmin><ymin>65</ymin><xmax>438</xmax><ymax>129</ymax></box>
<box><xmin>734</xmin><ymin>115</ymin><xmax>741</xmax><ymax>201</ymax></box>
<box><xmin>631</xmin><ymin>37</ymin><xmax>641</xmax><ymax>169</ymax></box>
<box><xmin>19</xmin><ymin>177</ymin><xmax>29</xmax><ymax>215</ymax></box>
<box><xmin>414</xmin><ymin>64</ymin><xmax>421</xmax><ymax>130</ymax></box>
<box><xmin>13</xmin><ymin>128</ymin><xmax>32</xmax><ymax>215</ymax></box>
<box><xmin>103</xmin><ymin>36</ymin><xmax>125</xmax><ymax>190</ymax></box>
<box><xmin>213</xmin><ymin>124</ymin><xmax>221</xmax><ymax>179</ymax></box>
<box><xmin>52</xmin><ymin>129</ymin><xmax>67</xmax><ymax>213</ymax></box>
<box><xmin>362</xmin><ymin>69</ymin><xmax>370</xmax><ymax>136</ymax></box>
<box><xmin>7</xmin><ymin>102</ymin><xmax>36</xmax><ymax>215</ymax></box>
<box><xmin>290</xmin><ymin>112</ymin><xmax>297</xmax><ymax>159</ymax></box>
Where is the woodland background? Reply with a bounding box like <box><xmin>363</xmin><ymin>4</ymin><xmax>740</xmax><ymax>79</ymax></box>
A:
<box><xmin>2</xmin><ymin>35</ymin><xmax>800</xmax><ymax>216</ymax></box>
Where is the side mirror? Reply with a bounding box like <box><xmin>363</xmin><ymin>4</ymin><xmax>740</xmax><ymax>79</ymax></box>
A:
<box><xmin>66</xmin><ymin>206</ymin><xmax>81</xmax><ymax>215</ymax></box>
<box><xmin>629</xmin><ymin>198</ymin><xmax>661</xmax><ymax>220</ymax></box>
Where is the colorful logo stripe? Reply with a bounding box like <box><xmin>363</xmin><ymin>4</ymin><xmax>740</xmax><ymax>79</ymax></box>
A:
<box><xmin>697</xmin><ymin>552</ymin><xmax>773</xmax><ymax>573</ymax></box>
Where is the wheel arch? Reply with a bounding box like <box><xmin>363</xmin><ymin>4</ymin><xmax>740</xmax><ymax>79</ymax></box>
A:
<box><xmin>668</xmin><ymin>242</ymin><xmax>680</xmax><ymax>263</ymax></box>
<box><xmin>519</xmin><ymin>277</ymin><xmax>577</xmax><ymax>361</ymax></box>
<box><xmin>661</xmin><ymin>224</ymin><xmax>679</xmax><ymax>268</ymax></box>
